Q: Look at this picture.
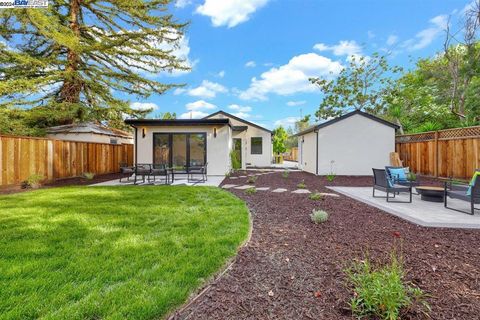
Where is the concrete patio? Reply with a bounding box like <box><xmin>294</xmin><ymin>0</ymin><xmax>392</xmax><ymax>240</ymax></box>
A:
<box><xmin>90</xmin><ymin>175</ymin><xmax>224</xmax><ymax>187</ymax></box>
<box><xmin>328</xmin><ymin>186</ymin><xmax>480</xmax><ymax>229</ymax></box>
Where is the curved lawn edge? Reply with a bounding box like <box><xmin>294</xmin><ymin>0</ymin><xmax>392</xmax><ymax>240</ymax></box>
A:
<box><xmin>166</xmin><ymin>190</ymin><xmax>253</xmax><ymax>320</ymax></box>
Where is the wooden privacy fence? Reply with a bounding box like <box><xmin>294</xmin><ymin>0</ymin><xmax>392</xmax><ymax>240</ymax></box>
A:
<box><xmin>0</xmin><ymin>135</ymin><xmax>133</xmax><ymax>187</ymax></box>
<box><xmin>395</xmin><ymin>126</ymin><xmax>480</xmax><ymax>180</ymax></box>
<box><xmin>284</xmin><ymin>147</ymin><xmax>298</xmax><ymax>161</ymax></box>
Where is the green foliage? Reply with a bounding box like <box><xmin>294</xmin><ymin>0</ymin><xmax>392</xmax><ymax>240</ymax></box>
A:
<box><xmin>247</xmin><ymin>175</ymin><xmax>258</xmax><ymax>184</ymax></box>
<box><xmin>230</xmin><ymin>150</ymin><xmax>241</xmax><ymax>170</ymax></box>
<box><xmin>0</xmin><ymin>186</ymin><xmax>249</xmax><ymax>319</ymax></box>
<box><xmin>0</xmin><ymin>0</ymin><xmax>188</xmax><ymax>134</ymax></box>
<box><xmin>310</xmin><ymin>53</ymin><xmax>402</xmax><ymax>120</ymax></box>
<box><xmin>282</xmin><ymin>170</ymin><xmax>290</xmax><ymax>179</ymax></box>
<box><xmin>21</xmin><ymin>174</ymin><xmax>44</xmax><ymax>189</ymax></box>
<box><xmin>326</xmin><ymin>173</ymin><xmax>336</xmax><ymax>182</ymax></box>
<box><xmin>272</xmin><ymin>126</ymin><xmax>288</xmax><ymax>154</ymax></box>
<box><xmin>297</xmin><ymin>180</ymin><xmax>306</xmax><ymax>189</ymax></box>
<box><xmin>310</xmin><ymin>209</ymin><xmax>329</xmax><ymax>224</ymax></box>
<box><xmin>245</xmin><ymin>187</ymin><xmax>257</xmax><ymax>195</ymax></box>
<box><xmin>406</xmin><ymin>172</ymin><xmax>417</xmax><ymax>182</ymax></box>
<box><xmin>309</xmin><ymin>192</ymin><xmax>324</xmax><ymax>201</ymax></box>
<box><xmin>82</xmin><ymin>172</ymin><xmax>95</xmax><ymax>180</ymax></box>
<box><xmin>345</xmin><ymin>252</ymin><xmax>430</xmax><ymax>320</ymax></box>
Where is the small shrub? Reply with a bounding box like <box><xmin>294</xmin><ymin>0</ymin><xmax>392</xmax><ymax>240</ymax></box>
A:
<box><xmin>310</xmin><ymin>209</ymin><xmax>328</xmax><ymax>224</ymax></box>
<box><xmin>282</xmin><ymin>170</ymin><xmax>289</xmax><ymax>179</ymax></box>
<box><xmin>21</xmin><ymin>174</ymin><xmax>43</xmax><ymax>189</ymax></box>
<box><xmin>297</xmin><ymin>179</ymin><xmax>306</xmax><ymax>189</ymax></box>
<box><xmin>247</xmin><ymin>175</ymin><xmax>258</xmax><ymax>184</ymax></box>
<box><xmin>244</xmin><ymin>187</ymin><xmax>257</xmax><ymax>195</ymax></box>
<box><xmin>345</xmin><ymin>252</ymin><xmax>430</xmax><ymax>320</ymax></box>
<box><xmin>83</xmin><ymin>172</ymin><xmax>95</xmax><ymax>180</ymax></box>
<box><xmin>309</xmin><ymin>192</ymin><xmax>324</xmax><ymax>201</ymax></box>
<box><xmin>326</xmin><ymin>173</ymin><xmax>336</xmax><ymax>182</ymax></box>
<box><xmin>230</xmin><ymin>150</ymin><xmax>241</xmax><ymax>170</ymax></box>
<box><xmin>407</xmin><ymin>171</ymin><xmax>416</xmax><ymax>181</ymax></box>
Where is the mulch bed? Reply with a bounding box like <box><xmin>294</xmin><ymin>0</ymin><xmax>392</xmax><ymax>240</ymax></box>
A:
<box><xmin>0</xmin><ymin>173</ymin><xmax>125</xmax><ymax>195</ymax></box>
<box><xmin>172</xmin><ymin>171</ymin><xmax>480</xmax><ymax>319</ymax></box>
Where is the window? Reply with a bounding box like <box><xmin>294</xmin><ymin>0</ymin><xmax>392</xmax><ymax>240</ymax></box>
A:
<box><xmin>153</xmin><ymin>133</ymin><xmax>206</xmax><ymax>168</ymax></box>
<box><xmin>251</xmin><ymin>137</ymin><xmax>262</xmax><ymax>154</ymax></box>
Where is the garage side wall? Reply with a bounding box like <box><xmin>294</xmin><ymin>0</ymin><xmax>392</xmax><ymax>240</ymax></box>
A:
<box><xmin>317</xmin><ymin>114</ymin><xmax>395</xmax><ymax>175</ymax></box>
<box><xmin>298</xmin><ymin>131</ymin><xmax>317</xmax><ymax>175</ymax></box>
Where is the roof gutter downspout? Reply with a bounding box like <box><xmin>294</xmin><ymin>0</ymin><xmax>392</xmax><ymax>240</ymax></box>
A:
<box><xmin>315</xmin><ymin>129</ymin><xmax>319</xmax><ymax>176</ymax></box>
<box><xmin>134</xmin><ymin>127</ymin><xmax>137</xmax><ymax>165</ymax></box>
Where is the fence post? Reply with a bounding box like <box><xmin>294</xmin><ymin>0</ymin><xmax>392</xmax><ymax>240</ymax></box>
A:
<box><xmin>434</xmin><ymin>130</ymin><xmax>439</xmax><ymax>178</ymax></box>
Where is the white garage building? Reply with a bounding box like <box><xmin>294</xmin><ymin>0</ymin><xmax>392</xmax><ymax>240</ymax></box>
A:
<box><xmin>296</xmin><ymin>110</ymin><xmax>398</xmax><ymax>176</ymax></box>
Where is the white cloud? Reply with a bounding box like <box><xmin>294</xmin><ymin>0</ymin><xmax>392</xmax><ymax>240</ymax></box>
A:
<box><xmin>239</xmin><ymin>53</ymin><xmax>343</xmax><ymax>101</ymax></box>
<box><xmin>130</xmin><ymin>102</ymin><xmax>159</xmax><ymax>111</ymax></box>
<box><xmin>402</xmin><ymin>15</ymin><xmax>448</xmax><ymax>51</ymax></box>
<box><xmin>175</xmin><ymin>0</ymin><xmax>192</xmax><ymax>8</ymax></box>
<box><xmin>287</xmin><ymin>100</ymin><xmax>306</xmax><ymax>107</ymax></box>
<box><xmin>386</xmin><ymin>35</ymin><xmax>399</xmax><ymax>46</ymax></box>
<box><xmin>245</xmin><ymin>60</ymin><xmax>256</xmax><ymax>68</ymax></box>
<box><xmin>229</xmin><ymin>104</ymin><xmax>252</xmax><ymax>112</ymax></box>
<box><xmin>367</xmin><ymin>31</ymin><xmax>376</xmax><ymax>39</ymax></box>
<box><xmin>179</xmin><ymin>80</ymin><xmax>228</xmax><ymax>99</ymax></box>
<box><xmin>196</xmin><ymin>0</ymin><xmax>269</xmax><ymax>28</ymax></box>
<box><xmin>313</xmin><ymin>40</ymin><xmax>363</xmax><ymax>57</ymax></box>
<box><xmin>274</xmin><ymin>117</ymin><xmax>300</xmax><ymax>128</ymax></box>
<box><xmin>185</xmin><ymin>100</ymin><xmax>217</xmax><ymax>111</ymax></box>
<box><xmin>217</xmin><ymin>70</ymin><xmax>226</xmax><ymax>78</ymax></box>
<box><xmin>232</xmin><ymin>112</ymin><xmax>251</xmax><ymax>119</ymax></box>
<box><xmin>179</xmin><ymin>111</ymin><xmax>209</xmax><ymax>119</ymax></box>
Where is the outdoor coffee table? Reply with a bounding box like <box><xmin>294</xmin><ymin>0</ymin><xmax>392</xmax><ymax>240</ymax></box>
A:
<box><xmin>415</xmin><ymin>186</ymin><xmax>444</xmax><ymax>202</ymax></box>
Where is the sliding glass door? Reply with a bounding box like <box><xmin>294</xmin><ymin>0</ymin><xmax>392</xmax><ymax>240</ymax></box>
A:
<box><xmin>153</xmin><ymin>133</ymin><xmax>206</xmax><ymax>168</ymax></box>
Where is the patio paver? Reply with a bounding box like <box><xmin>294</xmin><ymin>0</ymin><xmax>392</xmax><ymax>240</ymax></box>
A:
<box><xmin>221</xmin><ymin>184</ymin><xmax>237</xmax><ymax>189</ymax></box>
<box><xmin>291</xmin><ymin>189</ymin><xmax>311</xmax><ymax>194</ymax></box>
<box><xmin>272</xmin><ymin>188</ymin><xmax>288</xmax><ymax>193</ymax></box>
<box><xmin>256</xmin><ymin>187</ymin><xmax>270</xmax><ymax>191</ymax></box>
<box><xmin>234</xmin><ymin>185</ymin><xmax>255</xmax><ymax>190</ymax></box>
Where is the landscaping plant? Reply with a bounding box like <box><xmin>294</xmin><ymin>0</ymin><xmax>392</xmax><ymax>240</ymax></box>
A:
<box><xmin>282</xmin><ymin>170</ymin><xmax>289</xmax><ymax>179</ymax></box>
<box><xmin>407</xmin><ymin>171</ymin><xmax>417</xmax><ymax>182</ymax></box>
<box><xmin>82</xmin><ymin>172</ymin><xmax>95</xmax><ymax>180</ymax></box>
<box><xmin>230</xmin><ymin>150</ymin><xmax>241</xmax><ymax>170</ymax></box>
<box><xmin>297</xmin><ymin>179</ymin><xmax>306</xmax><ymax>189</ymax></box>
<box><xmin>345</xmin><ymin>251</ymin><xmax>430</xmax><ymax>320</ymax></box>
<box><xmin>310</xmin><ymin>209</ymin><xmax>329</xmax><ymax>223</ymax></box>
<box><xmin>309</xmin><ymin>192</ymin><xmax>324</xmax><ymax>201</ymax></box>
<box><xmin>326</xmin><ymin>160</ymin><xmax>336</xmax><ymax>182</ymax></box>
<box><xmin>245</xmin><ymin>187</ymin><xmax>257</xmax><ymax>195</ymax></box>
<box><xmin>21</xmin><ymin>174</ymin><xmax>43</xmax><ymax>189</ymax></box>
<box><xmin>247</xmin><ymin>176</ymin><xmax>258</xmax><ymax>184</ymax></box>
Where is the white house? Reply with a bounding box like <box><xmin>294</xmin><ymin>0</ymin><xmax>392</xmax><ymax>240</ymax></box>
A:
<box><xmin>125</xmin><ymin>110</ymin><xmax>272</xmax><ymax>176</ymax></box>
<box><xmin>46</xmin><ymin>122</ymin><xmax>133</xmax><ymax>145</ymax></box>
<box><xmin>296</xmin><ymin>110</ymin><xmax>398</xmax><ymax>176</ymax></box>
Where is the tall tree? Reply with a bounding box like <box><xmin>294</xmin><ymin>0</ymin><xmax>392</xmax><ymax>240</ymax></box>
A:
<box><xmin>0</xmin><ymin>0</ymin><xmax>188</xmax><ymax>133</ymax></box>
<box><xmin>309</xmin><ymin>53</ymin><xmax>402</xmax><ymax>120</ymax></box>
<box><xmin>272</xmin><ymin>126</ymin><xmax>288</xmax><ymax>155</ymax></box>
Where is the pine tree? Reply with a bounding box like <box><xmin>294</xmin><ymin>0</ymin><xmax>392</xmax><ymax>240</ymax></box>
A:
<box><xmin>0</xmin><ymin>0</ymin><xmax>189</xmax><ymax>132</ymax></box>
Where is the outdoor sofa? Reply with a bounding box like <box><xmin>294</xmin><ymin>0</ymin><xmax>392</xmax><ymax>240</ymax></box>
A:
<box><xmin>444</xmin><ymin>170</ymin><xmax>480</xmax><ymax>215</ymax></box>
<box><xmin>372</xmin><ymin>168</ymin><xmax>412</xmax><ymax>203</ymax></box>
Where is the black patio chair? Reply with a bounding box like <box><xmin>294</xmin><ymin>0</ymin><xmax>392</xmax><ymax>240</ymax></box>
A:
<box><xmin>188</xmin><ymin>162</ymin><xmax>208</xmax><ymax>183</ymax></box>
<box><xmin>149</xmin><ymin>164</ymin><xmax>170</xmax><ymax>184</ymax></box>
<box><xmin>119</xmin><ymin>162</ymin><xmax>135</xmax><ymax>183</ymax></box>
<box><xmin>372</xmin><ymin>168</ymin><xmax>412</xmax><ymax>203</ymax></box>
<box><xmin>385</xmin><ymin>166</ymin><xmax>420</xmax><ymax>189</ymax></box>
<box><xmin>444</xmin><ymin>170</ymin><xmax>480</xmax><ymax>215</ymax></box>
<box><xmin>134</xmin><ymin>164</ymin><xmax>151</xmax><ymax>184</ymax></box>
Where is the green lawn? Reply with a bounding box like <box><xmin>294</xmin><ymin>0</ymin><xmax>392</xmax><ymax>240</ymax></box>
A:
<box><xmin>0</xmin><ymin>186</ymin><xmax>249</xmax><ymax>319</ymax></box>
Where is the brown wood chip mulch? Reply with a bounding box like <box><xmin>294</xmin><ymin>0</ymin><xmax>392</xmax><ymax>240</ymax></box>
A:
<box><xmin>171</xmin><ymin>171</ymin><xmax>480</xmax><ymax>320</ymax></box>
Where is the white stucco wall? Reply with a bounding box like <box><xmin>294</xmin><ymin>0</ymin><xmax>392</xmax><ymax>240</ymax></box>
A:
<box><xmin>46</xmin><ymin>133</ymin><xmax>133</xmax><ymax>144</ymax></box>
<box><xmin>206</xmin><ymin>113</ymin><xmax>272</xmax><ymax>167</ymax></box>
<box><xmin>316</xmin><ymin>114</ymin><xmax>395</xmax><ymax>175</ymax></box>
<box><xmin>134</xmin><ymin>125</ymin><xmax>231</xmax><ymax>176</ymax></box>
<box><xmin>297</xmin><ymin>131</ymin><xmax>317</xmax><ymax>175</ymax></box>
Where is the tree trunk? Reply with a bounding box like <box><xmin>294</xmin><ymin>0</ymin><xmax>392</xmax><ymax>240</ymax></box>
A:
<box><xmin>395</xmin><ymin>118</ymin><xmax>404</xmax><ymax>135</ymax></box>
<box><xmin>59</xmin><ymin>0</ymin><xmax>82</xmax><ymax>105</ymax></box>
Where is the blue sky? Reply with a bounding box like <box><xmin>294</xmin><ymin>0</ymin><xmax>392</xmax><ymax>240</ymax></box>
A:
<box><xmin>130</xmin><ymin>0</ymin><xmax>473</xmax><ymax>129</ymax></box>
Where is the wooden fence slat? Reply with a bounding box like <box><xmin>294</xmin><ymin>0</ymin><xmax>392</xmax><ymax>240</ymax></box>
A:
<box><xmin>0</xmin><ymin>135</ymin><xmax>133</xmax><ymax>187</ymax></box>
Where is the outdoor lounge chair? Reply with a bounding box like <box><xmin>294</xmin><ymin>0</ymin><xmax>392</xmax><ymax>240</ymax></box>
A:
<box><xmin>385</xmin><ymin>166</ymin><xmax>419</xmax><ymax>189</ymax></box>
<box><xmin>149</xmin><ymin>164</ymin><xmax>170</xmax><ymax>184</ymax></box>
<box><xmin>119</xmin><ymin>162</ymin><xmax>135</xmax><ymax>182</ymax></box>
<box><xmin>372</xmin><ymin>168</ymin><xmax>412</xmax><ymax>203</ymax></box>
<box><xmin>188</xmin><ymin>162</ymin><xmax>208</xmax><ymax>183</ymax></box>
<box><xmin>134</xmin><ymin>164</ymin><xmax>151</xmax><ymax>184</ymax></box>
<box><xmin>444</xmin><ymin>170</ymin><xmax>480</xmax><ymax>215</ymax></box>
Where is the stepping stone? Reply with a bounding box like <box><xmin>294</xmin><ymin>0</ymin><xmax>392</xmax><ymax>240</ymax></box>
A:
<box><xmin>229</xmin><ymin>177</ymin><xmax>238</xmax><ymax>180</ymax></box>
<box><xmin>291</xmin><ymin>189</ymin><xmax>311</xmax><ymax>194</ymax></box>
<box><xmin>272</xmin><ymin>188</ymin><xmax>288</xmax><ymax>193</ymax></box>
<box><xmin>222</xmin><ymin>184</ymin><xmax>237</xmax><ymax>189</ymax></box>
<box><xmin>234</xmin><ymin>185</ymin><xmax>254</xmax><ymax>190</ymax></box>
<box><xmin>256</xmin><ymin>187</ymin><xmax>270</xmax><ymax>191</ymax></box>
<box><xmin>238</xmin><ymin>175</ymin><xmax>247</xmax><ymax>178</ymax></box>
<box><xmin>319</xmin><ymin>192</ymin><xmax>340</xmax><ymax>197</ymax></box>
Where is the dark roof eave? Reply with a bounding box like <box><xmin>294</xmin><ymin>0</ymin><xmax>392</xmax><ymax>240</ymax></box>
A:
<box><xmin>293</xmin><ymin>110</ymin><xmax>399</xmax><ymax>137</ymax></box>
